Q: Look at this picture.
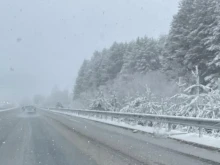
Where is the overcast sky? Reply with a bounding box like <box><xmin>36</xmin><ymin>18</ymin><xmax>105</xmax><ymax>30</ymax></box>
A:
<box><xmin>0</xmin><ymin>0</ymin><xmax>179</xmax><ymax>101</ymax></box>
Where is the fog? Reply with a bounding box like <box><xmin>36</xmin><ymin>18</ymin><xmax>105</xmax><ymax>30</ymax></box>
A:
<box><xmin>0</xmin><ymin>0</ymin><xmax>179</xmax><ymax>101</ymax></box>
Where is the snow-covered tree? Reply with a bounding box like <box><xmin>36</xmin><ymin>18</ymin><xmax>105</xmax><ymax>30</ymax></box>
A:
<box><xmin>73</xmin><ymin>60</ymin><xmax>90</xmax><ymax>99</ymax></box>
<box><xmin>166</xmin><ymin>0</ymin><xmax>220</xmax><ymax>87</ymax></box>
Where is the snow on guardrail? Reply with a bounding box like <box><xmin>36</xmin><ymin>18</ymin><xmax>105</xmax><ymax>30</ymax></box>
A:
<box><xmin>0</xmin><ymin>107</ymin><xmax>18</xmax><ymax>112</ymax></box>
<box><xmin>43</xmin><ymin>107</ymin><xmax>220</xmax><ymax>137</ymax></box>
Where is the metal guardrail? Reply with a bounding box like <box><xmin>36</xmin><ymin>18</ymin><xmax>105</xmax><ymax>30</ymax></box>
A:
<box><xmin>0</xmin><ymin>107</ymin><xmax>18</xmax><ymax>112</ymax></box>
<box><xmin>45</xmin><ymin>107</ymin><xmax>220</xmax><ymax>137</ymax></box>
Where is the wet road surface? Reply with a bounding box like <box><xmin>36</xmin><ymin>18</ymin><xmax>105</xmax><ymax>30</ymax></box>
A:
<box><xmin>0</xmin><ymin>109</ymin><xmax>219</xmax><ymax>165</ymax></box>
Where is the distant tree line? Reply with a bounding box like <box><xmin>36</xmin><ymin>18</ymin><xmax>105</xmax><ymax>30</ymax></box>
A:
<box><xmin>73</xmin><ymin>36</ymin><xmax>166</xmax><ymax>100</ymax></box>
<box><xmin>33</xmin><ymin>86</ymin><xmax>70</xmax><ymax>107</ymax></box>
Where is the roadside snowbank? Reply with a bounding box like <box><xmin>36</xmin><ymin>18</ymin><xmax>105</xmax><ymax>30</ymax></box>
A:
<box><xmin>171</xmin><ymin>133</ymin><xmax>220</xmax><ymax>149</ymax></box>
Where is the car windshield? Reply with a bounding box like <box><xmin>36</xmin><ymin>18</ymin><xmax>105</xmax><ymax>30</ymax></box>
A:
<box><xmin>0</xmin><ymin>0</ymin><xmax>220</xmax><ymax>165</ymax></box>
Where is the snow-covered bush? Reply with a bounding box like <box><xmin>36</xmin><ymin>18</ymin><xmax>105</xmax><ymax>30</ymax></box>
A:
<box><xmin>89</xmin><ymin>91</ymin><xmax>120</xmax><ymax>111</ymax></box>
<box><xmin>119</xmin><ymin>67</ymin><xmax>220</xmax><ymax>119</ymax></box>
<box><xmin>167</xmin><ymin>87</ymin><xmax>220</xmax><ymax>118</ymax></box>
<box><xmin>74</xmin><ymin>67</ymin><xmax>220</xmax><ymax>121</ymax></box>
<box><xmin>120</xmin><ymin>85</ymin><xmax>162</xmax><ymax>114</ymax></box>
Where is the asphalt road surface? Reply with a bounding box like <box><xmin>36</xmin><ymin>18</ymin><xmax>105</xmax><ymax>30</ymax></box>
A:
<box><xmin>0</xmin><ymin>108</ymin><xmax>219</xmax><ymax>165</ymax></box>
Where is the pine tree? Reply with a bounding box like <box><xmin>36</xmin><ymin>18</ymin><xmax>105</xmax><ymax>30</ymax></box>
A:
<box><xmin>166</xmin><ymin>0</ymin><xmax>196</xmax><ymax>79</ymax></box>
<box><xmin>121</xmin><ymin>37</ymin><xmax>161</xmax><ymax>75</ymax></box>
<box><xmin>166</xmin><ymin>0</ymin><xmax>220</xmax><ymax>87</ymax></box>
<box><xmin>120</xmin><ymin>41</ymin><xmax>136</xmax><ymax>75</ymax></box>
<box><xmin>157</xmin><ymin>35</ymin><xmax>168</xmax><ymax>72</ymax></box>
<box><xmin>203</xmin><ymin>0</ymin><xmax>220</xmax><ymax>87</ymax></box>
<box><xmin>73</xmin><ymin>60</ymin><xmax>89</xmax><ymax>99</ymax></box>
<box><xmin>89</xmin><ymin>51</ymin><xmax>104</xmax><ymax>88</ymax></box>
<box><xmin>185</xmin><ymin>0</ymin><xmax>219</xmax><ymax>84</ymax></box>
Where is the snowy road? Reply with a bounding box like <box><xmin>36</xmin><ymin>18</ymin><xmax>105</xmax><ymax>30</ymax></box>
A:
<box><xmin>0</xmin><ymin>108</ymin><xmax>219</xmax><ymax>165</ymax></box>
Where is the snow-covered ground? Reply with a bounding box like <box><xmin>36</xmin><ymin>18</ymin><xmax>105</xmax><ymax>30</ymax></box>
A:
<box><xmin>50</xmin><ymin>110</ymin><xmax>220</xmax><ymax>149</ymax></box>
<box><xmin>171</xmin><ymin>133</ymin><xmax>220</xmax><ymax>149</ymax></box>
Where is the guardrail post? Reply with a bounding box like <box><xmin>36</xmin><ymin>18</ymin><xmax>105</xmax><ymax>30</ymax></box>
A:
<box><xmin>117</xmin><ymin>115</ymin><xmax>120</xmax><ymax>122</ymax></box>
<box><xmin>199</xmin><ymin>127</ymin><xmax>202</xmax><ymax>137</ymax></box>
<box><xmin>168</xmin><ymin>123</ymin><xmax>172</xmax><ymax>132</ymax></box>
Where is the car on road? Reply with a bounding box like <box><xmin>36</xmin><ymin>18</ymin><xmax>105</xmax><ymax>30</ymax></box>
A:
<box><xmin>22</xmin><ymin>105</ymin><xmax>37</xmax><ymax>114</ymax></box>
<box><xmin>56</xmin><ymin>102</ymin><xmax>64</xmax><ymax>109</ymax></box>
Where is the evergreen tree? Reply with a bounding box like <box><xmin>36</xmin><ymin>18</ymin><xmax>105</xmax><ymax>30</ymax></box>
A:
<box><xmin>166</xmin><ymin>0</ymin><xmax>220</xmax><ymax>87</ymax></box>
<box><xmin>166</xmin><ymin>0</ymin><xmax>196</xmax><ymax>79</ymax></box>
<box><xmin>73</xmin><ymin>60</ymin><xmax>89</xmax><ymax>99</ymax></box>
<box><xmin>106</xmin><ymin>42</ymin><xmax>125</xmax><ymax>79</ymax></box>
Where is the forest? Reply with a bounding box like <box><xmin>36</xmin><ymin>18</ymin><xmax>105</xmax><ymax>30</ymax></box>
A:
<box><xmin>72</xmin><ymin>0</ymin><xmax>220</xmax><ymax>119</ymax></box>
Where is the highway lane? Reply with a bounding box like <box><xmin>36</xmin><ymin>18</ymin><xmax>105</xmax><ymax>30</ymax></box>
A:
<box><xmin>0</xmin><ymin>109</ymin><xmax>98</xmax><ymax>165</ymax></box>
<box><xmin>43</xmin><ymin>110</ymin><xmax>220</xmax><ymax>165</ymax></box>
<box><xmin>0</xmin><ymin>109</ymin><xmax>218</xmax><ymax>165</ymax></box>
